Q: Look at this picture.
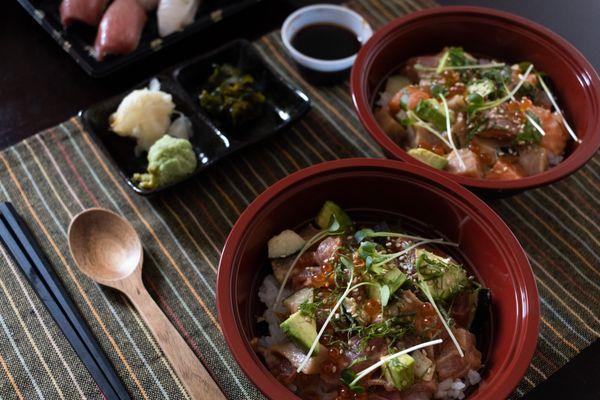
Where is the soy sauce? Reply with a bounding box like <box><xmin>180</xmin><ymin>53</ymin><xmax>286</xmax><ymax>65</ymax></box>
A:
<box><xmin>291</xmin><ymin>23</ymin><xmax>361</xmax><ymax>60</ymax></box>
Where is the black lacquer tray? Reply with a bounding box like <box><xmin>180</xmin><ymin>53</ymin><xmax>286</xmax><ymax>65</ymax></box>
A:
<box><xmin>17</xmin><ymin>0</ymin><xmax>261</xmax><ymax>77</ymax></box>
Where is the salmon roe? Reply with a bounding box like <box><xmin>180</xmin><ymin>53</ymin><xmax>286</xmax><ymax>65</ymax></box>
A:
<box><xmin>415</xmin><ymin>302</ymin><xmax>442</xmax><ymax>338</ymax></box>
<box><xmin>364</xmin><ymin>298</ymin><xmax>381</xmax><ymax>320</ymax></box>
<box><xmin>311</xmin><ymin>261</ymin><xmax>336</xmax><ymax>288</ymax></box>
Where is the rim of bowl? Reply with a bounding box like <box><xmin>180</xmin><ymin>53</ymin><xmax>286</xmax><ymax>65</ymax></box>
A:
<box><xmin>281</xmin><ymin>4</ymin><xmax>373</xmax><ymax>72</ymax></box>
<box><xmin>350</xmin><ymin>6</ymin><xmax>600</xmax><ymax>191</ymax></box>
<box><xmin>217</xmin><ymin>158</ymin><xmax>540</xmax><ymax>400</ymax></box>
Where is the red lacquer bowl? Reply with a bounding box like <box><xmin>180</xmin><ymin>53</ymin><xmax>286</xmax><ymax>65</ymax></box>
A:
<box><xmin>217</xmin><ymin>159</ymin><xmax>539</xmax><ymax>400</ymax></box>
<box><xmin>351</xmin><ymin>6</ymin><xmax>600</xmax><ymax>191</ymax></box>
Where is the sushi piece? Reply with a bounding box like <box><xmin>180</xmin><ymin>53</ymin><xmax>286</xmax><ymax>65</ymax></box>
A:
<box><xmin>157</xmin><ymin>0</ymin><xmax>200</xmax><ymax>37</ymax></box>
<box><xmin>59</xmin><ymin>0</ymin><xmax>108</xmax><ymax>27</ymax></box>
<box><xmin>94</xmin><ymin>0</ymin><xmax>147</xmax><ymax>61</ymax></box>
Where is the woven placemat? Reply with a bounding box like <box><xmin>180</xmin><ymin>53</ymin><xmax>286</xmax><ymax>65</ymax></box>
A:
<box><xmin>0</xmin><ymin>0</ymin><xmax>597</xmax><ymax>398</ymax></box>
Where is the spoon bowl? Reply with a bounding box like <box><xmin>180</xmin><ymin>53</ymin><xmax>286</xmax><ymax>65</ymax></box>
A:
<box><xmin>68</xmin><ymin>208</ymin><xmax>142</xmax><ymax>285</ymax></box>
<box><xmin>68</xmin><ymin>207</ymin><xmax>225</xmax><ymax>400</ymax></box>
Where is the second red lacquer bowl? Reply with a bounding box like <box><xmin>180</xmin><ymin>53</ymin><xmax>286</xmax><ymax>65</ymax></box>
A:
<box><xmin>351</xmin><ymin>6</ymin><xmax>600</xmax><ymax>191</ymax></box>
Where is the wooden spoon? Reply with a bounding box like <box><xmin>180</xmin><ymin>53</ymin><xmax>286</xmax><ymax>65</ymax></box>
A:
<box><xmin>68</xmin><ymin>208</ymin><xmax>225</xmax><ymax>400</ymax></box>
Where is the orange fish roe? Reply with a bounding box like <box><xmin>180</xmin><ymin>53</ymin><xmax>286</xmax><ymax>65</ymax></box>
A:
<box><xmin>364</xmin><ymin>298</ymin><xmax>381</xmax><ymax>321</ymax></box>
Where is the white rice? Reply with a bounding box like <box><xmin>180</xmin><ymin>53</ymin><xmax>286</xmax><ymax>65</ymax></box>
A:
<box><xmin>548</xmin><ymin>153</ymin><xmax>564</xmax><ymax>167</ymax></box>
<box><xmin>257</xmin><ymin>274</ymin><xmax>291</xmax><ymax>347</ymax></box>
<box><xmin>434</xmin><ymin>370</ymin><xmax>481</xmax><ymax>400</ymax></box>
<box><xmin>376</xmin><ymin>91</ymin><xmax>392</xmax><ymax>108</ymax></box>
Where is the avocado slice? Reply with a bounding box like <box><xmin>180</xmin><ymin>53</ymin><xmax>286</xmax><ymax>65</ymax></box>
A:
<box><xmin>385</xmin><ymin>75</ymin><xmax>411</xmax><ymax>96</ymax></box>
<box><xmin>415</xmin><ymin>249</ymin><xmax>468</xmax><ymax>301</ymax></box>
<box><xmin>280</xmin><ymin>311</ymin><xmax>319</xmax><ymax>355</ymax></box>
<box><xmin>414</xmin><ymin>98</ymin><xmax>452</xmax><ymax>131</ymax></box>
<box><xmin>367</xmin><ymin>268</ymin><xmax>407</xmax><ymax>300</ymax></box>
<box><xmin>316</xmin><ymin>201</ymin><xmax>352</xmax><ymax>230</ymax></box>
<box><xmin>382</xmin><ymin>354</ymin><xmax>415</xmax><ymax>390</ymax></box>
<box><xmin>408</xmin><ymin>148</ymin><xmax>449</xmax><ymax>170</ymax></box>
<box><xmin>283</xmin><ymin>288</ymin><xmax>314</xmax><ymax>314</ymax></box>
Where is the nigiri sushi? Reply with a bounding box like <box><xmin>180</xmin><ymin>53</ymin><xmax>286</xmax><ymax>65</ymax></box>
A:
<box><xmin>94</xmin><ymin>0</ymin><xmax>147</xmax><ymax>61</ymax></box>
<box><xmin>157</xmin><ymin>0</ymin><xmax>200</xmax><ymax>37</ymax></box>
<box><xmin>59</xmin><ymin>0</ymin><xmax>108</xmax><ymax>27</ymax></box>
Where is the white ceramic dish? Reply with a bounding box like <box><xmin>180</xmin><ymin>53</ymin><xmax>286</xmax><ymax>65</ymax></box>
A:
<box><xmin>281</xmin><ymin>4</ymin><xmax>373</xmax><ymax>73</ymax></box>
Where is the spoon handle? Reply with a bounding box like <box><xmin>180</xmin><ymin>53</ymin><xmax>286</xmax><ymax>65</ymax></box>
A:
<box><xmin>127</xmin><ymin>284</ymin><xmax>225</xmax><ymax>400</ymax></box>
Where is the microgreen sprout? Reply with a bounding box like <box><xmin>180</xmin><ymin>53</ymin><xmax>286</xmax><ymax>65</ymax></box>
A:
<box><xmin>435</xmin><ymin>50</ymin><xmax>451</xmax><ymax>74</ymax></box>
<box><xmin>273</xmin><ymin>216</ymin><xmax>343</xmax><ymax>308</ymax></box>
<box><xmin>360</xmin><ymin>239</ymin><xmax>457</xmax><ymax>271</ymax></box>
<box><xmin>416</xmin><ymin>62</ymin><xmax>505</xmax><ymax>72</ymax></box>
<box><xmin>404</xmin><ymin>110</ymin><xmax>453</xmax><ymax>148</ymax></box>
<box><xmin>503</xmin><ymin>82</ymin><xmax>545</xmax><ymax>138</ymax></box>
<box><xmin>415</xmin><ymin>266</ymin><xmax>464</xmax><ymax>357</ymax></box>
<box><xmin>538</xmin><ymin>74</ymin><xmax>581</xmax><ymax>143</ymax></box>
<box><xmin>471</xmin><ymin>64</ymin><xmax>534</xmax><ymax>113</ymax></box>
<box><xmin>347</xmin><ymin>339</ymin><xmax>443</xmax><ymax>389</ymax></box>
<box><xmin>354</xmin><ymin>229</ymin><xmax>458</xmax><ymax>247</ymax></box>
<box><xmin>439</xmin><ymin>93</ymin><xmax>465</xmax><ymax>169</ymax></box>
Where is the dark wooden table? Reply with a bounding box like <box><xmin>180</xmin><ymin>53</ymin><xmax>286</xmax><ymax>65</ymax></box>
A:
<box><xmin>1</xmin><ymin>0</ymin><xmax>599</xmax><ymax>398</ymax></box>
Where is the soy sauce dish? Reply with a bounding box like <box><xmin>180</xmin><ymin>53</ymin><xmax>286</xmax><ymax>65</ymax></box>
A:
<box><xmin>351</xmin><ymin>7</ymin><xmax>600</xmax><ymax>191</ymax></box>
<box><xmin>282</xmin><ymin>5</ymin><xmax>373</xmax><ymax>84</ymax></box>
<box><xmin>217</xmin><ymin>159</ymin><xmax>539</xmax><ymax>400</ymax></box>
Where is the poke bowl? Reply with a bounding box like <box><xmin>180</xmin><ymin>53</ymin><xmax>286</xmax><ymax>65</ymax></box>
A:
<box><xmin>350</xmin><ymin>6</ymin><xmax>600</xmax><ymax>191</ymax></box>
<box><xmin>217</xmin><ymin>159</ymin><xmax>539</xmax><ymax>400</ymax></box>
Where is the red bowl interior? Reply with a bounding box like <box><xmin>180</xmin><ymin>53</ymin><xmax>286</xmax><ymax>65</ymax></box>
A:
<box><xmin>217</xmin><ymin>159</ymin><xmax>539</xmax><ymax>400</ymax></box>
<box><xmin>351</xmin><ymin>6</ymin><xmax>600</xmax><ymax>191</ymax></box>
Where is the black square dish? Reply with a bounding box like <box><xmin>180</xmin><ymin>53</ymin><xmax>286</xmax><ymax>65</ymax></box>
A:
<box><xmin>80</xmin><ymin>75</ymin><xmax>229</xmax><ymax>194</ymax></box>
<box><xmin>174</xmin><ymin>39</ymin><xmax>311</xmax><ymax>146</ymax></box>
<box><xmin>17</xmin><ymin>0</ymin><xmax>261</xmax><ymax>77</ymax></box>
<box><xmin>80</xmin><ymin>41</ymin><xmax>310</xmax><ymax>195</ymax></box>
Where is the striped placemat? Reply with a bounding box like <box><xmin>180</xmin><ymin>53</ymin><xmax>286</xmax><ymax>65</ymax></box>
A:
<box><xmin>0</xmin><ymin>0</ymin><xmax>597</xmax><ymax>399</ymax></box>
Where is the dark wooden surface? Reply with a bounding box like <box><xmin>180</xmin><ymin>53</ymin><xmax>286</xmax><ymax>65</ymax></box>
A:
<box><xmin>1</xmin><ymin>0</ymin><xmax>599</xmax><ymax>398</ymax></box>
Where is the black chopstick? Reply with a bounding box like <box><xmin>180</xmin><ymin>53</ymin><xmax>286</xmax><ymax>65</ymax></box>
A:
<box><xmin>0</xmin><ymin>202</ymin><xmax>130</xmax><ymax>400</ymax></box>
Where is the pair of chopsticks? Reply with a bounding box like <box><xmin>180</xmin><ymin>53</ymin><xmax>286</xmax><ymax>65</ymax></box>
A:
<box><xmin>0</xmin><ymin>202</ymin><xmax>130</xmax><ymax>400</ymax></box>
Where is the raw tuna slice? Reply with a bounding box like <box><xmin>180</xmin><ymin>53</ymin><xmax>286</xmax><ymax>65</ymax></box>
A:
<box><xmin>59</xmin><ymin>0</ymin><xmax>108</xmax><ymax>27</ymax></box>
<box><xmin>94</xmin><ymin>0</ymin><xmax>147</xmax><ymax>61</ymax></box>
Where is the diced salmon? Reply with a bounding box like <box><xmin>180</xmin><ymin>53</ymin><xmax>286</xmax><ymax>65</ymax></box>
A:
<box><xmin>518</xmin><ymin>145</ymin><xmax>549</xmax><ymax>176</ymax></box>
<box><xmin>436</xmin><ymin>328</ymin><xmax>482</xmax><ymax>381</ymax></box>
<box><xmin>452</xmin><ymin>113</ymin><xmax>468</xmax><ymax>148</ymax></box>
<box><xmin>529</xmin><ymin>106</ymin><xmax>569</xmax><ymax>156</ymax></box>
<box><xmin>485</xmin><ymin>159</ymin><xmax>524</xmax><ymax>180</ymax></box>
<box><xmin>388</xmin><ymin>86</ymin><xmax>430</xmax><ymax>115</ymax></box>
<box><xmin>314</xmin><ymin>236</ymin><xmax>342</xmax><ymax>265</ymax></box>
<box><xmin>374</xmin><ymin>107</ymin><xmax>406</xmax><ymax>145</ymax></box>
<box><xmin>446</xmin><ymin>149</ymin><xmax>483</xmax><ymax>178</ymax></box>
<box><xmin>407</xmin><ymin>126</ymin><xmax>448</xmax><ymax>152</ymax></box>
<box><xmin>477</xmin><ymin>103</ymin><xmax>521</xmax><ymax>141</ymax></box>
<box><xmin>470</xmin><ymin>137</ymin><xmax>501</xmax><ymax>168</ymax></box>
<box><xmin>271</xmin><ymin>251</ymin><xmax>317</xmax><ymax>284</ymax></box>
<box><xmin>403</xmin><ymin>55</ymin><xmax>441</xmax><ymax>81</ymax></box>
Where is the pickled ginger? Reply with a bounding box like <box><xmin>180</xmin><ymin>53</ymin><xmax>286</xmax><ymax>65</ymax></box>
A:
<box><xmin>109</xmin><ymin>85</ymin><xmax>175</xmax><ymax>153</ymax></box>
